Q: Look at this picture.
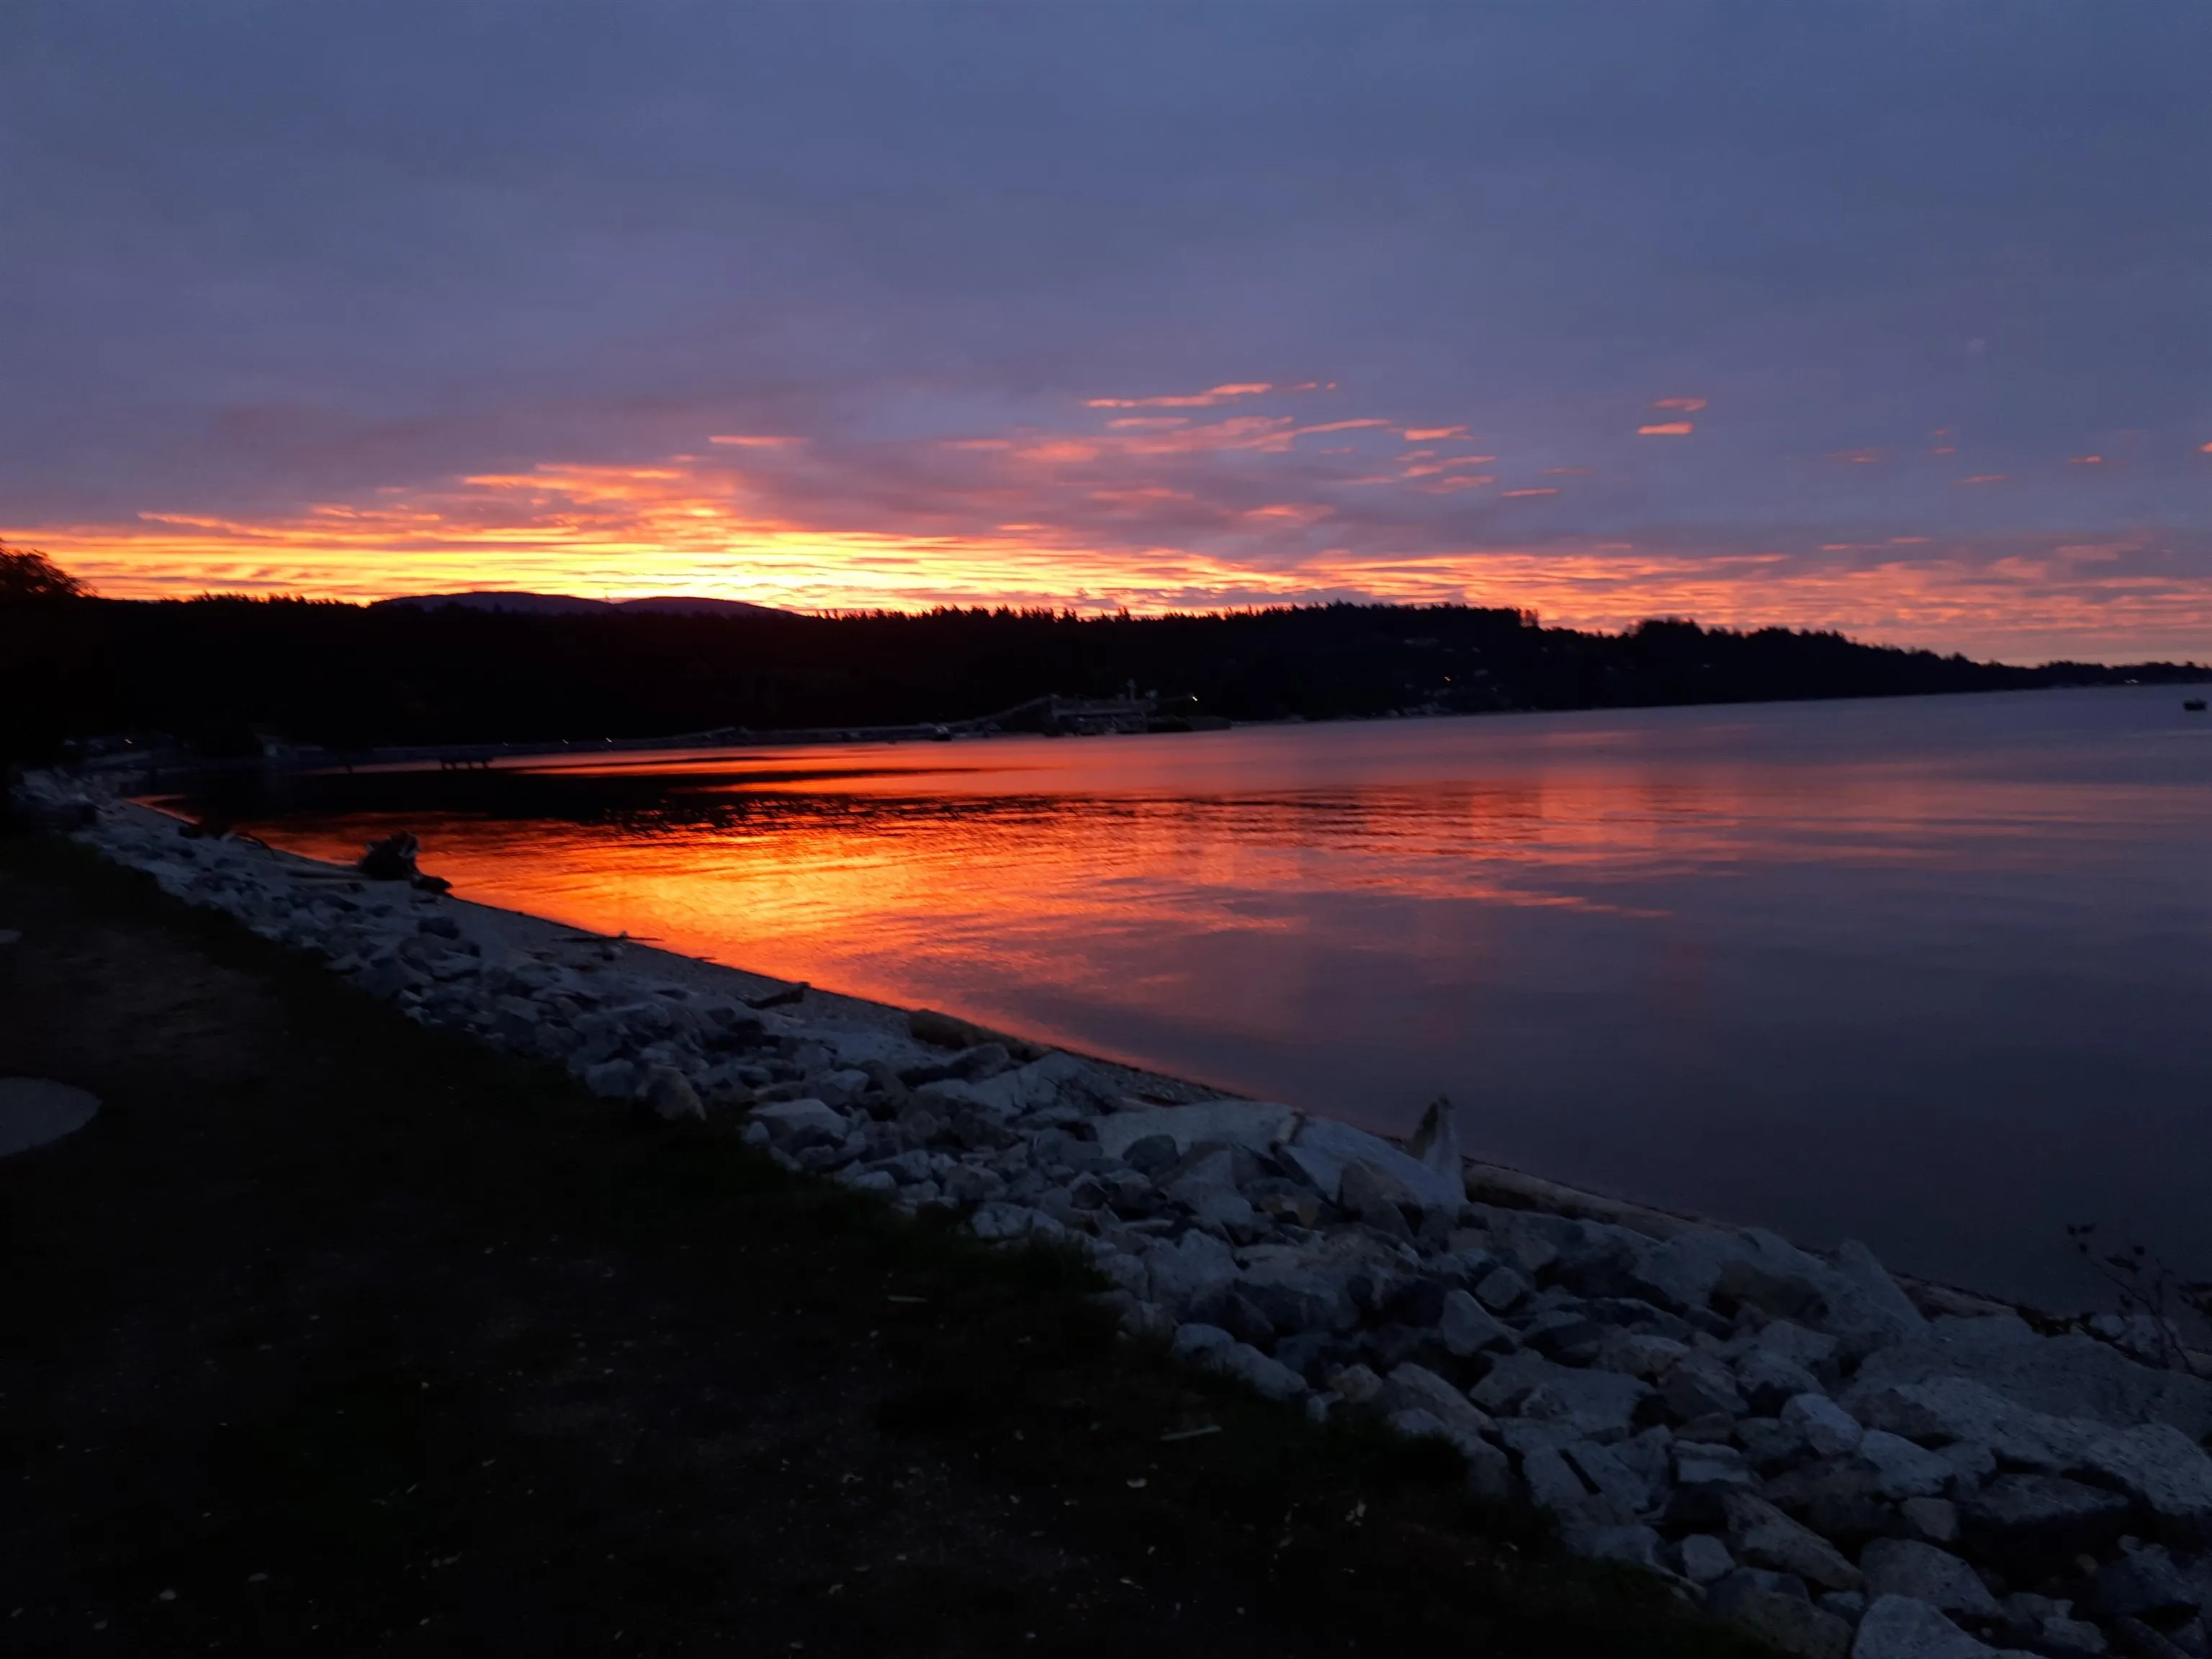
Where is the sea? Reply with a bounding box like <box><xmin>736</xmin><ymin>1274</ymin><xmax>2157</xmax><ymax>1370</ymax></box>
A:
<box><xmin>170</xmin><ymin>683</ymin><xmax>2212</xmax><ymax>1308</ymax></box>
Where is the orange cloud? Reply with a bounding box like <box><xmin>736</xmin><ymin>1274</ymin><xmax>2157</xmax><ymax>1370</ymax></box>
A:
<box><xmin>1500</xmin><ymin>487</ymin><xmax>1560</xmax><ymax>498</ymax></box>
<box><xmin>1636</xmin><ymin>422</ymin><xmax>1694</xmax><ymax>436</ymax></box>
<box><xmin>1652</xmin><ymin>397</ymin><xmax>1707</xmax><ymax>412</ymax></box>
<box><xmin>2070</xmin><ymin>455</ymin><xmax>2104</xmax><ymax>466</ymax></box>
<box><xmin>707</xmin><ymin>434</ymin><xmax>802</xmax><ymax>449</ymax></box>
<box><xmin>1827</xmin><ymin>449</ymin><xmax>1887</xmax><ymax>466</ymax></box>
<box><xmin>1403</xmin><ymin>426</ymin><xmax>1470</xmax><ymax>441</ymax></box>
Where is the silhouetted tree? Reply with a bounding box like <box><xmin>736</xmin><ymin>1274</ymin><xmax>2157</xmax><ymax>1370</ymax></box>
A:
<box><xmin>0</xmin><ymin>543</ymin><xmax>89</xmax><ymax>601</ymax></box>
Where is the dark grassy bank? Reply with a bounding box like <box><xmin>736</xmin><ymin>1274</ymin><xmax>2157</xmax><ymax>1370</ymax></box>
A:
<box><xmin>0</xmin><ymin>832</ymin><xmax>1755</xmax><ymax>1657</ymax></box>
<box><xmin>5</xmin><ymin>579</ymin><xmax>2203</xmax><ymax>763</ymax></box>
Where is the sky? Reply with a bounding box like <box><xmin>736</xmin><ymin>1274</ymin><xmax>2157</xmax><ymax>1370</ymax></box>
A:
<box><xmin>2</xmin><ymin>3</ymin><xmax>2208</xmax><ymax>662</ymax></box>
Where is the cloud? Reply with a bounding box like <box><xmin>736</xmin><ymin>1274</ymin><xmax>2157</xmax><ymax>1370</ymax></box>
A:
<box><xmin>1403</xmin><ymin>426</ymin><xmax>1471</xmax><ymax>441</ymax></box>
<box><xmin>1501</xmin><ymin>487</ymin><xmax>1561</xmax><ymax>498</ymax></box>
<box><xmin>2069</xmin><ymin>455</ymin><xmax>2104</xmax><ymax>465</ymax></box>
<box><xmin>1651</xmin><ymin>397</ymin><xmax>1707</xmax><ymax>412</ymax></box>
<box><xmin>1954</xmin><ymin>474</ymin><xmax>2008</xmax><ymax>485</ymax></box>
<box><xmin>1636</xmin><ymin>422</ymin><xmax>1694</xmax><ymax>436</ymax></box>
<box><xmin>1827</xmin><ymin>449</ymin><xmax>1887</xmax><ymax>465</ymax></box>
<box><xmin>1084</xmin><ymin>383</ymin><xmax>1281</xmax><ymax>410</ymax></box>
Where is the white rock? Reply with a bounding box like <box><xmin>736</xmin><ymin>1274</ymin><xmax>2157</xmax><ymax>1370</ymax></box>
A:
<box><xmin>1725</xmin><ymin>1492</ymin><xmax>1863</xmax><ymax>1592</ymax></box>
<box><xmin>1281</xmin><ymin>1116</ymin><xmax>1464</xmax><ymax>1215</ymax></box>
<box><xmin>750</xmin><ymin>1098</ymin><xmax>848</xmax><ymax>1144</ymax></box>
<box><xmin>1093</xmin><ymin>1101</ymin><xmax>1300</xmax><ymax>1161</ymax></box>
<box><xmin>1439</xmin><ymin>1287</ymin><xmax>1519</xmax><ymax>1357</ymax></box>
<box><xmin>1860</xmin><ymin>1539</ymin><xmax>2003</xmax><ymax>1620</ymax></box>
<box><xmin>1169</xmin><ymin>1322</ymin><xmax>1236</xmax><ymax>1362</ymax></box>
<box><xmin>1142</xmin><ymin>1229</ymin><xmax>1241</xmax><ymax>1313</ymax></box>
<box><xmin>1375</xmin><ymin>1362</ymin><xmax>1497</xmax><ymax>1444</ymax></box>
<box><xmin>1475</xmin><ymin>1352</ymin><xmax>1653</xmax><ymax>1442</ymax></box>
<box><xmin>1850</xmin><ymin>1593</ymin><xmax>2033</xmax><ymax>1658</ymax></box>
<box><xmin>1851</xmin><ymin>1315</ymin><xmax>2212</xmax><ymax>1440</ymax></box>
<box><xmin>1678</xmin><ymin>1532</ymin><xmax>1736</xmax><ymax>1585</ymax></box>
<box><xmin>1858</xmin><ymin>1429</ymin><xmax>1960</xmax><ymax>1499</ymax></box>
<box><xmin>969</xmin><ymin>1201</ymin><xmax>1038</xmax><ymax>1241</ymax></box>
<box><xmin>1784</xmin><ymin>1392</ymin><xmax>1866</xmax><ymax>1457</ymax></box>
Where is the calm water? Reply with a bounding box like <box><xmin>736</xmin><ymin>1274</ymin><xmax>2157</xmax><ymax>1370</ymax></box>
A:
<box><xmin>180</xmin><ymin>686</ymin><xmax>2212</xmax><ymax>1306</ymax></box>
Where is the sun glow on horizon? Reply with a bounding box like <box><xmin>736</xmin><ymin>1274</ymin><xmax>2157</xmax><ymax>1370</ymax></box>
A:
<box><xmin>9</xmin><ymin>381</ymin><xmax>2210</xmax><ymax>663</ymax></box>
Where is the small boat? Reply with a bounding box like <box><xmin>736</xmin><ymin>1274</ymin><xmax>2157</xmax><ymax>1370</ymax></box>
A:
<box><xmin>2187</xmin><ymin>698</ymin><xmax>2208</xmax><ymax>713</ymax></box>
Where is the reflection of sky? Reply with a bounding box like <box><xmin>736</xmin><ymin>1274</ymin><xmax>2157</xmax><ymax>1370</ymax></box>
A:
<box><xmin>5</xmin><ymin>6</ymin><xmax>2209</xmax><ymax>660</ymax></box>
<box><xmin>225</xmin><ymin>688</ymin><xmax>2212</xmax><ymax>1304</ymax></box>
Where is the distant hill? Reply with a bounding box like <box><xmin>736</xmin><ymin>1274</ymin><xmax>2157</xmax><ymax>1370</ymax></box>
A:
<box><xmin>372</xmin><ymin>590</ymin><xmax>791</xmax><ymax>619</ymax></box>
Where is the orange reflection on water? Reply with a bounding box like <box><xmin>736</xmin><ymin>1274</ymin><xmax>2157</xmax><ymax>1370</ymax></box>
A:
<box><xmin>238</xmin><ymin>709</ymin><xmax>2152</xmax><ymax>1079</ymax></box>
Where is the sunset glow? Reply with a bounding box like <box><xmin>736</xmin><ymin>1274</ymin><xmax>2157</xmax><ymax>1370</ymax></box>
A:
<box><xmin>5</xmin><ymin>6</ymin><xmax>2207</xmax><ymax>666</ymax></box>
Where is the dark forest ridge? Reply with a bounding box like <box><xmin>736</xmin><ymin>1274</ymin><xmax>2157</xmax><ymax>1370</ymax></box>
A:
<box><xmin>372</xmin><ymin>590</ymin><xmax>791</xmax><ymax>619</ymax></box>
<box><xmin>3</xmin><ymin>575</ymin><xmax>2205</xmax><ymax>764</ymax></box>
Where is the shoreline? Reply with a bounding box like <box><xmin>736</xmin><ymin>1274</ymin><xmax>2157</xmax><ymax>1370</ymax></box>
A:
<box><xmin>22</xmin><ymin>768</ymin><xmax>2212</xmax><ymax>1658</ymax></box>
<box><xmin>92</xmin><ymin>786</ymin><xmax>2026</xmax><ymax>1321</ymax></box>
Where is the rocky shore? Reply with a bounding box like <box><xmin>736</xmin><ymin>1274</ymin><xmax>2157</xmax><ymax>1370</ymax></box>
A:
<box><xmin>28</xmin><ymin>771</ymin><xmax>2212</xmax><ymax>1659</ymax></box>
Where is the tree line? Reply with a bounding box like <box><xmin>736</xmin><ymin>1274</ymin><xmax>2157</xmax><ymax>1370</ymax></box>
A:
<box><xmin>3</xmin><ymin>547</ymin><xmax>2203</xmax><ymax>764</ymax></box>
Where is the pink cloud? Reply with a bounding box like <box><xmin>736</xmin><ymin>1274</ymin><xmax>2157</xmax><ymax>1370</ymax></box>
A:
<box><xmin>1954</xmin><ymin>474</ymin><xmax>2008</xmax><ymax>485</ymax></box>
<box><xmin>1652</xmin><ymin>397</ymin><xmax>1707</xmax><ymax>412</ymax></box>
<box><xmin>1637</xmin><ymin>421</ymin><xmax>1694</xmax><ymax>436</ymax></box>
<box><xmin>1084</xmin><ymin>382</ymin><xmax>1277</xmax><ymax>410</ymax></box>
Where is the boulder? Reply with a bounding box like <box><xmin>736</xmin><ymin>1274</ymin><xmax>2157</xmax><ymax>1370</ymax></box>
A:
<box><xmin>642</xmin><ymin>1066</ymin><xmax>705</xmax><ymax>1121</ymax></box>
<box><xmin>1858</xmin><ymin>1429</ymin><xmax>1960</xmax><ymax>1500</ymax></box>
<box><xmin>1900</xmin><ymin>1498</ymin><xmax>1961</xmax><ymax>1546</ymax></box>
<box><xmin>1632</xmin><ymin>1228</ymin><xmax>1924</xmax><ymax>1354</ymax></box>
<box><xmin>1956</xmin><ymin>1475</ymin><xmax>2132</xmax><ymax>1578</ymax></box>
<box><xmin>1664</xmin><ymin>1356</ymin><xmax>1749</xmax><ymax>1421</ymax></box>
<box><xmin>1676</xmin><ymin>1439</ymin><xmax>1757</xmax><ymax>1492</ymax></box>
<box><xmin>1785</xmin><ymin>1392</ymin><xmax>1868</xmax><ymax>1458</ymax></box>
<box><xmin>1471</xmin><ymin>1352</ymin><xmax>1652</xmax><ymax>1442</ymax></box>
<box><xmin>1849</xmin><ymin>1316</ymin><xmax>2212</xmax><ymax>1442</ymax></box>
<box><xmin>1439</xmin><ymin>1288</ymin><xmax>1519</xmax><ymax>1357</ymax></box>
<box><xmin>1142</xmin><ymin>1230</ymin><xmax>1241</xmax><ymax>1313</ymax></box>
<box><xmin>1236</xmin><ymin>1260</ymin><xmax>1359</xmax><ymax>1334</ymax></box>
<box><xmin>1560</xmin><ymin>1522</ymin><xmax>1665</xmax><ymax>1573</ymax></box>
<box><xmin>583</xmin><ymin>1059</ymin><xmax>640</xmax><ymax>1100</ymax></box>
<box><xmin>2090</xmin><ymin>1543</ymin><xmax>2205</xmax><ymax>1624</ymax></box>
<box><xmin>1725</xmin><ymin>1491</ymin><xmax>1866</xmax><ymax>1591</ymax></box>
<box><xmin>1200</xmin><ymin>1340</ymin><xmax>1307</xmax><ymax>1403</ymax></box>
<box><xmin>1475</xmin><ymin>1264</ymin><xmax>1531</xmax><ymax>1312</ymax></box>
<box><xmin>1678</xmin><ymin>1532</ymin><xmax>1737</xmax><ymax>1585</ymax></box>
<box><xmin>1740</xmin><ymin>1347</ymin><xmax>1830</xmax><ymax>1415</ymax></box>
<box><xmin>1375</xmin><ymin>1362</ymin><xmax>1497</xmax><ymax>1442</ymax></box>
<box><xmin>1094</xmin><ymin>1102</ymin><xmax>1299</xmax><ymax>1162</ymax></box>
<box><xmin>1707</xmin><ymin>1570</ymin><xmax>1853</xmax><ymax>1659</ymax></box>
<box><xmin>750</xmin><ymin>1097</ymin><xmax>848</xmax><ymax>1146</ymax></box>
<box><xmin>1860</xmin><ymin>1539</ymin><xmax>2003</xmax><ymax>1620</ymax></box>
<box><xmin>1846</xmin><ymin>1376</ymin><xmax>2095</xmax><ymax>1470</ymax></box>
<box><xmin>2073</xmin><ymin>1421</ymin><xmax>2212</xmax><ymax>1546</ymax></box>
<box><xmin>1849</xmin><ymin>1595</ymin><xmax>2034</xmax><ymax>1658</ymax></box>
<box><xmin>1280</xmin><ymin>1116</ymin><xmax>1465</xmax><ymax>1217</ymax></box>
<box><xmin>1562</xmin><ymin>1437</ymin><xmax>1655</xmax><ymax>1518</ymax></box>
<box><xmin>1595</xmin><ymin>1330</ymin><xmax>1691</xmax><ymax>1379</ymax></box>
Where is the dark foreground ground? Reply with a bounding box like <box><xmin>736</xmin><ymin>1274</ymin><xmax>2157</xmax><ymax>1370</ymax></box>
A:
<box><xmin>0</xmin><ymin>835</ymin><xmax>1753</xmax><ymax>1657</ymax></box>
